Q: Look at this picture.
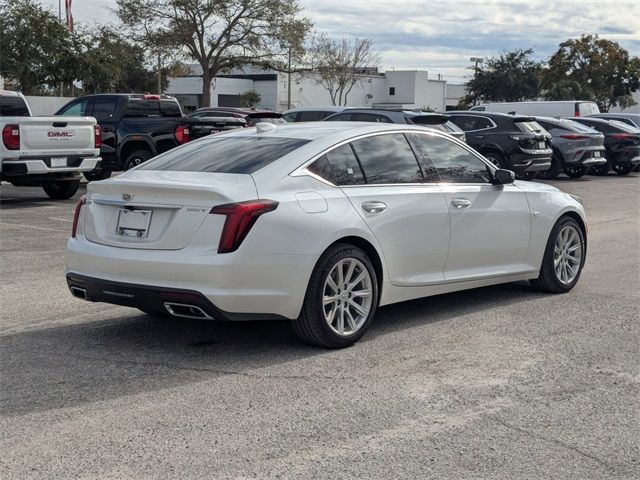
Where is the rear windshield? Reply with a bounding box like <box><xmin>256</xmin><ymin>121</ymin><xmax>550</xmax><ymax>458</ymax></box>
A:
<box><xmin>515</xmin><ymin>121</ymin><xmax>544</xmax><ymax>133</ymax></box>
<box><xmin>125</xmin><ymin>99</ymin><xmax>182</xmax><ymax>117</ymax></box>
<box><xmin>138</xmin><ymin>136</ymin><xmax>310</xmax><ymax>174</ymax></box>
<box><xmin>609</xmin><ymin>120</ymin><xmax>640</xmax><ymax>133</ymax></box>
<box><xmin>0</xmin><ymin>96</ymin><xmax>30</xmax><ymax>116</ymax></box>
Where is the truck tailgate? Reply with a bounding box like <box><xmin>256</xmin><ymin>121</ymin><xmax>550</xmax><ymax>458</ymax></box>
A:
<box><xmin>17</xmin><ymin>116</ymin><xmax>97</xmax><ymax>157</ymax></box>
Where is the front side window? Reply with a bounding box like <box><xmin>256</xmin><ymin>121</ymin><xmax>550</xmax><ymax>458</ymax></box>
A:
<box><xmin>412</xmin><ymin>133</ymin><xmax>492</xmax><ymax>184</ymax></box>
<box><xmin>351</xmin><ymin>133</ymin><xmax>423</xmax><ymax>184</ymax></box>
<box><xmin>352</xmin><ymin>113</ymin><xmax>393</xmax><ymax>123</ymax></box>
<box><xmin>297</xmin><ymin>111</ymin><xmax>323</xmax><ymax>122</ymax></box>
<box><xmin>139</xmin><ymin>136</ymin><xmax>310</xmax><ymax>174</ymax></box>
<box><xmin>58</xmin><ymin>99</ymin><xmax>88</xmax><ymax>116</ymax></box>
<box><xmin>325</xmin><ymin>113</ymin><xmax>353</xmax><ymax>121</ymax></box>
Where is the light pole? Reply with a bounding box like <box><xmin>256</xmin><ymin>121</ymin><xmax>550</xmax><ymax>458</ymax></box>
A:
<box><xmin>469</xmin><ymin>56</ymin><xmax>484</xmax><ymax>106</ymax></box>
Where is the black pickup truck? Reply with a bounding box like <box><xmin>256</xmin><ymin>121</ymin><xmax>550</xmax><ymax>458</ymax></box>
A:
<box><xmin>55</xmin><ymin>94</ymin><xmax>192</xmax><ymax>181</ymax></box>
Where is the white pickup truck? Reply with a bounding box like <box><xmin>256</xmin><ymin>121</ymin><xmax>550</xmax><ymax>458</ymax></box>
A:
<box><xmin>1</xmin><ymin>90</ymin><xmax>101</xmax><ymax>199</ymax></box>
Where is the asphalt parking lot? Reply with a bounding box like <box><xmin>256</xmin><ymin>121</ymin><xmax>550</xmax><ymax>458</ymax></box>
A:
<box><xmin>1</xmin><ymin>174</ymin><xmax>639</xmax><ymax>479</ymax></box>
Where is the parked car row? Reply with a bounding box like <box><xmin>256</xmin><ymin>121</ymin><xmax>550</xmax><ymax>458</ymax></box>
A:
<box><xmin>2</xmin><ymin>90</ymin><xmax>638</xmax><ymax>200</ymax></box>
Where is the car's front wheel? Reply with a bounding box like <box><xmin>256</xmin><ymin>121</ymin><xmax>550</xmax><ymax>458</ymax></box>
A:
<box><xmin>293</xmin><ymin>244</ymin><xmax>378</xmax><ymax>348</ymax></box>
<box><xmin>530</xmin><ymin>216</ymin><xmax>585</xmax><ymax>293</ymax></box>
<box><xmin>612</xmin><ymin>163</ymin><xmax>634</xmax><ymax>175</ymax></box>
<box><xmin>564</xmin><ymin>165</ymin><xmax>586</xmax><ymax>178</ymax></box>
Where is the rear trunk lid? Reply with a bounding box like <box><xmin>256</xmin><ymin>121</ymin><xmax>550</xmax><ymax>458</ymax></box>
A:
<box><xmin>83</xmin><ymin>171</ymin><xmax>258</xmax><ymax>250</ymax></box>
<box><xmin>17</xmin><ymin>116</ymin><xmax>97</xmax><ymax>157</ymax></box>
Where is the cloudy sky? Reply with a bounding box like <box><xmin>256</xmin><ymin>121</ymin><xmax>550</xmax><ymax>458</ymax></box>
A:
<box><xmin>43</xmin><ymin>0</ymin><xmax>639</xmax><ymax>83</ymax></box>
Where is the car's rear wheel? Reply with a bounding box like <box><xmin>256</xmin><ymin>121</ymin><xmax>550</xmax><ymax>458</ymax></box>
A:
<box><xmin>539</xmin><ymin>153</ymin><xmax>562</xmax><ymax>179</ymax></box>
<box><xmin>530</xmin><ymin>216</ymin><xmax>585</xmax><ymax>293</ymax></box>
<box><xmin>591</xmin><ymin>160</ymin><xmax>611</xmax><ymax>176</ymax></box>
<box><xmin>612</xmin><ymin>163</ymin><xmax>634</xmax><ymax>175</ymax></box>
<box><xmin>483</xmin><ymin>152</ymin><xmax>507</xmax><ymax>169</ymax></box>
<box><xmin>520</xmin><ymin>171</ymin><xmax>538</xmax><ymax>181</ymax></box>
<box><xmin>293</xmin><ymin>243</ymin><xmax>378</xmax><ymax>348</ymax></box>
<box><xmin>564</xmin><ymin>165</ymin><xmax>586</xmax><ymax>178</ymax></box>
<box><xmin>124</xmin><ymin>150</ymin><xmax>152</xmax><ymax>170</ymax></box>
<box><xmin>42</xmin><ymin>179</ymin><xmax>80</xmax><ymax>200</ymax></box>
<box><xmin>83</xmin><ymin>168</ymin><xmax>112</xmax><ymax>182</ymax></box>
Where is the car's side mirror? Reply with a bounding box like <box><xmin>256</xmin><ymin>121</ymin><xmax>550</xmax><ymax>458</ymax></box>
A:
<box><xmin>493</xmin><ymin>168</ymin><xmax>515</xmax><ymax>185</ymax></box>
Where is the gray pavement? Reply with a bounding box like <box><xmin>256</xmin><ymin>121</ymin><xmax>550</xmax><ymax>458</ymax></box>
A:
<box><xmin>1</xmin><ymin>174</ymin><xmax>639</xmax><ymax>479</ymax></box>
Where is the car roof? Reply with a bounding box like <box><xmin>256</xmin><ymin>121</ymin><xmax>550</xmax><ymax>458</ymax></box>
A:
<box><xmin>283</xmin><ymin>106</ymin><xmax>347</xmax><ymax>114</ymax></box>
<box><xmin>197</xmin><ymin>107</ymin><xmax>273</xmax><ymax>114</ymax></box>
<box><xmin>0</xmin><ymin>90</ymin><xmax>25</xmax><ymax>98</ymax></box>
<box><xmin>590</xmin><ymin>113</ymin><xmax>640</xmax><ymax>119</ymax></box>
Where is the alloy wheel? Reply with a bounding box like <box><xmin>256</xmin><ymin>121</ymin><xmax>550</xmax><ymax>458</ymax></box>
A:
<box><xmin>322</xmin><ymin>258</ymin><xmax>373</xmax><ymax>337</ymax></box>
<box><xmin>553</xmin><ymin>225</ymin><xmax>582</xmax><ymax>285</ymax></box>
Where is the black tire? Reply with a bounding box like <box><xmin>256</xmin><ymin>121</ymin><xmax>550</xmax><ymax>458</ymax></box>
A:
<box><xmin>612</xmin><ymin>163</ymin><xmax>634</xmax><ymax>176</ymax></box>
<box><xmin>83</xmin><ymin>168</ymin><xmax>112</xmax><ymax>182</ymax></box>
<box><xmin>591</xmin><ymin>160</ymin><xmax>611</xmax><ymax>176</ymax></box>
<box><xmin>292</xmin><ymin>243</ymin><xmax>379</xmax><ymax>348</ymax></box>
<box><xmin>124</xmin><ymin>150</ymin><xmax>152</xmax><ymax>170</ymax></box>
<box><xmin>482</xmin><ymin>151</ymin><xmax>509</xmax><ymax>170</ymax></box>
<box><xmin>539</xmin><ymin>153</ymin><xmax>562</xmax><ymax>179</ymax></box>
<box><xmin>530</xmin><ymin>216</ymin><xmax>585</xmax><ymax>293</ymax></box>
<box><xmin>563</xmin><ymin>165</ymin><xmax>586</xmax><ymax>179</ymax></box>
<box><xmin>520</xmin><ymin>171</ymin><xmax>538</xmax><ymax>181</ymax></box>
<box><xmin>42</xmin><ymin>180</ymin><xmax>80</xmax><ymax>200</ymax></box>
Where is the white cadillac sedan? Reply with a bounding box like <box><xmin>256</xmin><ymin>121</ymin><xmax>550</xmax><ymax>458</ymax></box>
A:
<box><xmin>66</xmin><ymin>122</ymin><xmax>587</xmax><ymax>348</ymax></box>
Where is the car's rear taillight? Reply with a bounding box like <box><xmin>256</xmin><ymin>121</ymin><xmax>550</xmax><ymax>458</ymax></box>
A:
<box><xmin>94</xmin><ymin>124</ymin><xmax>102</xmax><ymax>148</ymax></box>
<box><xmin>175</xmin><ymin>124</ymin><xmax>190</xmax><ymax>144</ymax></box>
<box><xmin>560</xmin><ymin>134</ymin><xmax>589</xmax><ymax>140</ymax></box>
<box><xmin>2</xmin><ymin>124</ymin><xmax>20</xmax><ymax>150</ymax></box>
<box><xmin>611</xmin><ymin>133</ymin><xmax>636</xmax><ymax>140</ymax></box>
<box><xmin>72</xmin><ymin>195</ymin><xmax>87</xmax><ymax>238</ymax></box>
<box><xmin>210</xmin><ymin>200</ymin><xmax>278</xmax><ymax>253</ymax></box>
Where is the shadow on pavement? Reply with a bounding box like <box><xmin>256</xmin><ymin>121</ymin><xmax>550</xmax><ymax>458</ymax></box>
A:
<box><xmin>0</xmin><ymin>281</ymin><xmax>545</xmax><ymax>417</ymax></box>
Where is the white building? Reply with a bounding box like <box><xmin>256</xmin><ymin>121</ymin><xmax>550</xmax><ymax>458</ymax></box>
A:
<box><xmin>166</xmin><ymin>66</ymin><xmax>449</xmax><ymax>112</ymax></box>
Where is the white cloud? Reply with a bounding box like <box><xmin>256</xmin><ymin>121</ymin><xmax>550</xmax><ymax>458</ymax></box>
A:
<box><xmin>42</xmin><ymin>0</ymin><xmax>640</xmax><ymax>82</ymax></box>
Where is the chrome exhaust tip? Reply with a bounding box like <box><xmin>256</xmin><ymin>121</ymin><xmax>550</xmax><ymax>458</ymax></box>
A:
<box><xmin>70</xmin><ymin>286</ymin><xmax>87</xmax><ymax>300</ymax></box>
<box><xmin>163</xmin><ymin>302</ymin><xmax>213</xmax><ymax>320</ymax></box>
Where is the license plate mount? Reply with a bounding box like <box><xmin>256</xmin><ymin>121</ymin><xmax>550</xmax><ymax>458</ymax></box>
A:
<box><xmin>50</xmin><ymin>157</ymin><xmax>68</xmax><ymax>167</ymax></box>
<box><xmin>117</xmin><ymin>209</ymin><xmax>152</xmax><ymax>238</ymax></box>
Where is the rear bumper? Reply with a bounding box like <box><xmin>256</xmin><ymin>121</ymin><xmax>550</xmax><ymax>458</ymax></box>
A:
<box><xmin>66</xmin><ymin>274</ymin><xmax>287</xmax><ymax>321</ymax></box>
<box><xmin>1</xmin><ymin>157</ymin><xmax>101</xmax><ymax>175</ymax></box>
<box><xmin>510</xmin><ymin>151</ymin><xmax>552</xmax><ymax>173</ymax></box>
<box><xmin>65</xmin><ymin>236</ymin><xmax>317</xmax><ymax>320</ymax></box>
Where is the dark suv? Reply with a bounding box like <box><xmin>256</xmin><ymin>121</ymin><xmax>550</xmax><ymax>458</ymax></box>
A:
<box><xmin>56</xmin><ymin>94</ymin><xmax>191</xmax><ymax>180</ymax></box>
<box><xmin>323</xmin><ymin>108</ymin><xmax>466</xmax><ymax>142</ymax></box>
<box><xmin>448</xmin><ymin>112</ymin><xmax>552</xmax><ymax>177</ymax></box>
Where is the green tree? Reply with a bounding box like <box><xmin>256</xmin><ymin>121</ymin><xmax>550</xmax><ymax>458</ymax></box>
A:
<box><xmin>543</xmin><ymin>35</ymin><xmax>640</xmax><ymax>111</ymax></box>
<box><xmin>75</xmin><ymin>27</ymin><xmax>174</xmax><ymax>94</ymax></box>
<box><xmin>239</xmin><ymin>90</ymin><xmax>262</xmax><ymax>107</ymax></box>
<box><xmin>464</xmin><ymin>49</ymin><xmax>542</xmax><ymax>104</ymax></box>
<box><xmin>0</xmin><ymin>0</ymin><xmax>79</xmax><ymax>94</ymax></box>
<box><xmin>116</xmin><ymin>0</ymin><xmax>312</xmax><ymax>107</ymax></box>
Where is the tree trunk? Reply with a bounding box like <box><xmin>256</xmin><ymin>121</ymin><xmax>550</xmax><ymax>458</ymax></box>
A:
<box><xmin>201</xmin><ymin>65</ymin><xmax>212</xmax><ymax>108</ymax></box>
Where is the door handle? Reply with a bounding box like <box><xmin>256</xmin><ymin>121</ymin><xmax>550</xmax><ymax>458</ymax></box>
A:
<box><xmin>474</xmin><ymin>135</ymin><xmax>484</xmax><ymax>139</ymax></box>
<box><xmin>361</xmin><ymin>201</ymin><xmax>387</xmax><ymax>213</ymax></box>
<box><xmin>450</xmin><ymin>198</ymin><xmax>471</xmax><ymax>209</ymax></box>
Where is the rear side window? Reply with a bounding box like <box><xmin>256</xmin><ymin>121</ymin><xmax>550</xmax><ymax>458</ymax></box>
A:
<box><xmin>0</xmin><ymin>96</ymin><xmax>30</xmax><ymax>116</ymax></box>
<box><xmin>325</xmin><ymin>113</ymin><xmax>353</xmax><ymax>121</ymax></box>
<box><xmin>282</xmin><ymin>112</ymin><xmax>297</xmax><ymax>122</ymax></box>
<box><xmin>412</xmin><ymin>133</ymin><xmax>491</xmax><ymax>184</ymax></box>
<box><xmin>297</xmin><ymin>111</ymin><xmax>324</xmax><ymax>122</ymax></box>
<box><xmin>139</xmin><ymin>136</ymin><xmax>310</xmax><ymax>174</ymax></box>
<box><xmin>161</xmin><ymin>101</ymin><xmax>182</xmax><ymax>117</ymax></box>
<box><xmin>450</xmin><ymin>116</ymin><xmax>478</xmax><ymax>131</ymax></box>
<box><xmin>476</xmin><ymin>117</ymin><xmax>493</xmax><ymax>129</ymax></box>
<box><xmin>351</xmin><ymin>133</ymin><xmax>423</xmax><ymax>184</ymax></box>
<box><xmin>91</xmin><ymin>98</ymin><xmax>118</xmax><ymax>121</ymax></box>
<box><xmin>351</xmin><ymin>113</ymin><xmax>393</xmax><ymax>123</ymax></box>
<box><xmin>125</xmin><ymin>100</ymin><xmax>161</xmax><ymax>117</ymax></box>
<box><xmin>308</xmin><ymin>144</ymin><xmax>366</xmax><ymax>185</ymax></box>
